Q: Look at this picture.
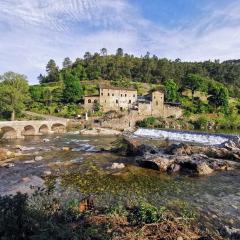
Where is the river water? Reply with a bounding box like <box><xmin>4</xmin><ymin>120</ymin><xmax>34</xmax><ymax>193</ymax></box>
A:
<box><xmin>0</xmin><ymin>132</ymin><xmax>240</xmax><ymax>234</ymax></box>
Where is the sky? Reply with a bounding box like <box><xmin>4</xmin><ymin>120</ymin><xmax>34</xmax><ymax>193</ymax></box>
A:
<box><xmin>0</xmin><ymin>0</ymin><xmax>240</xmax><ymax>84</ymax></box>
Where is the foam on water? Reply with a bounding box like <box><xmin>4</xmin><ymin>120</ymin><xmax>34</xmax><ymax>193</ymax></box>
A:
<box><xmin>72</xmin><ymin>144</ymin><xmax>99</xmax><ymax>152</ymax></box>
<box><xmin>134</xmin><ymin>128</ymin><xmax>233</xmax><ymax>145</ymax></box>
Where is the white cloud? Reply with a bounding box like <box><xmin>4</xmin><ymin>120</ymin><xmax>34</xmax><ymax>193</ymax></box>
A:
<box><xmin>0</xmin><ymin>0</ymin><xmax>240</xmax><ymax>84</ymax></box>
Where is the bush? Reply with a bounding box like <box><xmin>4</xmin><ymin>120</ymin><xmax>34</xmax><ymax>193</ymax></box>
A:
<box><xmin>128</xmin><ymin>201</ymin><xmax>167</xmax><ymax>225</ymax></box>
<box><xmin>136</xmin><ymin>117</ymin><xmax>157</xmax><ymax>128</ymax></box>
<box><xmin>193</xmin><ymin>116</ymin><xmax>208</xmax><ymax>130</ymax></box>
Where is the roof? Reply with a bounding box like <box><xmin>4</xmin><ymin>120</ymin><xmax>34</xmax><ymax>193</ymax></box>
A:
<box><xmin>84</xmin><ymin>95</ymin><xmax>100</xmax><ymax>98</ymax></box>
<box><xmin>164</xmin><ymin>102</ymin><xmax>181</xmax><ymax>107</ymax></box>
<box><xmin>99</xmin><ymin>84</ymin><xmax>137</xmax><ymax>91</ymax></box>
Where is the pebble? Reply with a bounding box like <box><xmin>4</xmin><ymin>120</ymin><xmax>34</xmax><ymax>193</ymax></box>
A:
<box><xmin>2</xmin><ymin>163</ymin><xmax>15</xmax><ymax>168</ymax></box>
<box><xmin>34</xmin><ymin>156</ymin><xmax>43</xmax><ymax>161</ymax></box>
<box><xmin>111</xmin><ymin>163</ymin><xmax>125</xmax><ymax>169</ymax></box>
<box><xmin>42</xmin><ymin>170</ymin><xmax>52</xmax><ymax>177</ymax></box>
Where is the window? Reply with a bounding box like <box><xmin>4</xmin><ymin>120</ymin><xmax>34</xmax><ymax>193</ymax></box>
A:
<box><xmin>101</xmin><ymin>93</ymin><xmax>103</xmax><ymax>96</ymax></box>
<box><xmin>125</xmin><ymin>94</ymin><xmax>127</xmax><ymax>97</ymax></box>
<box><xmin>156</xmin><ymin>101</ymin><xmax>158</xmax><ymax>106</ymax></box>
<box><xmin>116</xmin><ymin>99</ymin><xmax>118</xmax><ymax>103</ymax></box>
<box><xmin>105</xmin><ymin>100</ymin><xmax>106</xmax><ymax>103</ymax></box>
<box><xmin>129</xmin><ymin>100</ymin><xmax>131</xmax><ymax>104</ymax></box>
<box><xmin>88</xmin><ymin>99</ymin><xmax>91</xmax><ymax>103</ymax></box>
<box><xmin>112</xmin><ymin>93</ymin><xmax>114</xmax><ymax>96</ymax></box>
<box><xmin>94</xmin><ymin>99</ymin><xmax>97</xmax><ymax>103</ymax></box>
<box><xmin>133</xmin><ymin>94</ymin><xmax>135</xmax><ymax>97</ymax></box>
<box><xmin>121</xmin><ymin>94</ymin><xmax>123</xmax><ymax>97</ymax></box>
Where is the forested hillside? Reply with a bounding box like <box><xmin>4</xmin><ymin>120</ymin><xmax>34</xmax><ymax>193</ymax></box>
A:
<box><xmin>39</xmin><ymin>48</ymin><xmax>240</xmax><ymax>97</ymax></box>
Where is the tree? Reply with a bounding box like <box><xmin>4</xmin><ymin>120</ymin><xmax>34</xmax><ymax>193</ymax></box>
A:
<box><xmin>183</xmin><ymin>74</ymin><xmax>207</xmax><ymax>101</ymax></box>
<box><xmin>116</xmin><ymin>48</ymin><xmax>123</xmax><ymax>57</ymax></box>
<box><xmin>62</xmin><ymin>57</ymin><xmax>72</xmax><ymax>69</ymax></box>
<box><xmin>62</xmin><ymin>72</ymin><xmax>83</xmax><ymax>103</ymax></box>
<box><xmin>208</xmin><ymin>85</ymin><xmax>229</xmax><ymax>113</ymax></box>
<box><xmin>100</xmin><ymin>48</ymin><xmax>107</xmax><ymax>56</ymax></box>
<box><xmin>0</xmin><ymin>72</ymin><xmax>29</xmax><ymax>120</ymax></box>
<box><xmin>165</xmin><ymin>79</ymin><xmax>179</xmax><ymax>102</ymax></box>
<box><xmin>45</xmin><ymin>59</ymin><xmax>59</xmax><ymax>83</ymax></box>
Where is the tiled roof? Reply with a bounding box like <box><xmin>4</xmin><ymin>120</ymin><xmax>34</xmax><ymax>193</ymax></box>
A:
<box><xmin>99</xmin><ymin>84</ymin><xmax>137</xmax><ymax>91</ymax></box>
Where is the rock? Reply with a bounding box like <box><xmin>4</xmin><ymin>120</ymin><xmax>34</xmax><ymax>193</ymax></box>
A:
<box><xmin>2</xmin><ymin>163</ymin><xmax>15</xmax><ymax>168</ymax></box>
<box><xmin>177</xmin><ymin>237</ymin><xmax>183</xmax><ymax>240</ymax></box>
<box><xmin>34</xmin><ymin>156</ymin><xmax>43</xmax><ymax>161</ymax></box>
<box><xmin>168</xmin><ymin>163</ymin><xmax>181</xmax><ymax>173</ymax></box>
<box><xmin>62</xmin><ymin>147</ymin><xmax>71</xmax><ymax>151</ymax></box>
<box><xmin>42</xmin><ymin>170</ymin><xmax>52</xmax><ymax>177</ymax></box>
<box><xmin>165</xmin><ymin>143</ymin><xmax>195</xmax><ymax>155</ymax></box>
<box><xmin>219</xmin><ymin>225</ymin><xmax>240</xmax><ymax>240</ymax></box>
<box><xmin>3</xmin><ymin>176</ymin><xmax>45</xmax><ymax>196</ymax></box>
<box><xmin>111</xmin><ymin>163</ymin><xmax>125</xmax><ymax>169</ymax></box>
<box><xmin>43</xmin><ymin>138</ymin><xmax>50</xmax><ymax>143</ymax></box>
<box><xmin>137</xmin><ymin>156</ymin><xmax>174</xmax><ymax>172</ymax></box>
<box><xmin>24</xmin><ymin>160</ymin><xmax>35</xmax><ymax>164</ymax></box>
<box><xmin>196</xmin><ymin>162</ymin><xmax>213</xmax><ymax>175</ymax></box>
<box><xmin>0</xmin><ymin>148</ymin><xmax>8</xmax><ymax>161</ymax></box>
<box><xmin>80</xmin><ymin>128</ymin><xmax>121</xmax><ymax>136</ymax></box>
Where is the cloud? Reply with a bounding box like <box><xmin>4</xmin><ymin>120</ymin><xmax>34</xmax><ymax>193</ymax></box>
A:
<box><xmin>0</xmin><ymin>0</ymin><xmax>240</xmax><ymax>84</ymax></box>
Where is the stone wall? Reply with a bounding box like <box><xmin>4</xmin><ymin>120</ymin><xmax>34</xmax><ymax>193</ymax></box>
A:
<box><xmin>84</xmin><ymin>96</ymin><xmax>100</xmax><ymax>111</ymax></box>
<box><xmin>138</xmin><ymin>103</ymin><xmax>152</xmax><ymax>116</ymax></box>
<box><xmin>163</xmin><ymin>105</ymin><xmax>183</xmax><ymax>118</ymax></box>
<box><xmin>100</xmin><ymin>110</ymin><xmax>144</xmax><ymax>131</ymax></box>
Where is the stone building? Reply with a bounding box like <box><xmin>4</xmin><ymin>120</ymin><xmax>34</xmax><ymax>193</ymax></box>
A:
<box><xmin>84</xmin><ymin>85</ymin><xmax>182</xmax><ymax>118</ymax></box>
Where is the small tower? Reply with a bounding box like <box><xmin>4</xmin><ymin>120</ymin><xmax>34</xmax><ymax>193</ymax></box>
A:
<box><xmin>151</xmin><ymin>91</ymin><xmax>164</xmax><ymax>116</ymax></box>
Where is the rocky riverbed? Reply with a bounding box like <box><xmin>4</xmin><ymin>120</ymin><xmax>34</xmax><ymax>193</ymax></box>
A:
<box><xmin>123</xmin><ymin>136</ymin><xmax>240</xmax><ymax>176</ymax></box>
<box><xmin>1</xmin><ymin>132</ymin><xmax>240</xmax><ymax>239</ymax></box>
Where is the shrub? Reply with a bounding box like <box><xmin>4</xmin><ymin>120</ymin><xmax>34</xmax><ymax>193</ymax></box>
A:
<box><xmin>128</xmin><ymin>201</ymin><xmax>167</xmax><ymax>225</ymax></box>
<box><xmin>136</xmin><ymin>117</ymin><xmax>157</xmax><ymax>128</ymax></box>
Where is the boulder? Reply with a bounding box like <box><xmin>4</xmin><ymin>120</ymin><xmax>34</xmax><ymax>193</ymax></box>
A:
<box><xmin>62</xmin><ymin>147</ymin><xmax>71</xmax><ymax>151</ymax></box>
<box><xmin>111</xmin><ymin>163</ymin><xmax>125</xmax><ymax>169</ymax></box>
<box><xmin>34</xmin><ymin>156</ymin><xmax>43</xmax><ymax>161</ymax></box>
<box><xmin>0</xmin><ymin>148</ymin><xmax>7</xmax><ymax>161</ymax></box>
<box><xmin>137</xmin><ymin>155</ymin><xmax>174</xmax><ymax>172</ymax></box>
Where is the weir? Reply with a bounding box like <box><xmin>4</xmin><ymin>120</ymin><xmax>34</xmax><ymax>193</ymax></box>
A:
<box><xmin>134</xmin><ymin>128</ymin><xmax>237</xmax><ymax>145</ymax></box>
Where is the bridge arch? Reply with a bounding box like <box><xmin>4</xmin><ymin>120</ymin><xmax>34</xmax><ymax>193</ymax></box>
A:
<box><xmin>51</xmin><ymin>123</ymin><xmax>66</xmax><ymax>133</ymax></box>
<box><xmin>22</xmin><ymin>125</ymin><xmax>36</xmax><ymax>136</ymax></box>
<box><xmin>0</xmin><ymin>126</ymin><xmax>17</xmax><ymax>139</ymax></box>
<box><xmin>39</xmin><ymin>124</ymin><xmax>49</xmax><ymax>134</ymax></box>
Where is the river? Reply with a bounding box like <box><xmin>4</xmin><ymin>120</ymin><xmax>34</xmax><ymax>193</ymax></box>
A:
<box><xmin>0</xmin><ymin>132</ymin><xmax>240</xmax><ymax>234</ymax></box>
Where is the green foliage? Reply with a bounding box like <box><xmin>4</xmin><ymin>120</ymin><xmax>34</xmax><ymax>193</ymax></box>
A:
<box><xmin>193</xmin><ymin>116</ymin><xmax>208</xmax><ymax>130</ymax></box>
<box><xmin>128</xmin><ymin>201</ymin><xmax>167</xmax><ymax>225</ymax></box>
<box><xmin>37</xmin><ymin>49</ymin><xmax>240</xmax><ymax>98</ymax></box>
<box><xmin>165</xmin><ymin>79</ymin><xmax>179</xmax><ymax>102</ymax></box>
<box><xmin>62</xmin><ymin>72</ymin><xmax>83</xmax><ymax>103</ymax></box>
<box><xmin>136</xmin><ymin>117</ymin><xmax>157</xmax><ymax>128</ymax></box>
<box><xmin>0</xmin><ymin>71</ymin><xmax>29</xmax><ymax>120</ymax></box>
<box><xmin>42</xmin><ymin>59</ymin><xmax>60</xmax><ymax>83</ymax></box>
<box><xmin>208</xmin><ymin>85</ymin><xmax>229</xmax><ymax>114</ymax></box>
<box><xmin>183</xmin><ymin>74</ymin><xmax>207</xmax><ymax>100</ymax></box>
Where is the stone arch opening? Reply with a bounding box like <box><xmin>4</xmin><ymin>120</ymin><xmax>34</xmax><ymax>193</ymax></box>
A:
<box><xmin>39</xmin><ymin>124</ymin><xmax>49</xmax><ymax>134</ymax></box>
<box><xmin>51</xmin><ymin>123</ymin><xmax>66</xmax><ymax>133</ymax></box>
<box><xmin>22</xmin><ymin>125</ymin><xmax>35</xmax><ymax>136</ymax></box>
<box><xmin>0</xmin><ymin>126</ymin><xmax>17</xmax><ymax>139</ymax></box>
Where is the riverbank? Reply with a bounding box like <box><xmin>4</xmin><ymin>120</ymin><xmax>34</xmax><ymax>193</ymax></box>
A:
<box><xmin>0</xmin><ymin>191</ymin><xmax>223</xmax><ymax>240</ymax></box>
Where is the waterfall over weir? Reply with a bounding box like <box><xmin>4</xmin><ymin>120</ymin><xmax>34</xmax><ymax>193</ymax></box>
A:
<box><xmin>134</xmin><ymin>128</ymin><xmax>237</xmax><ymax>146</ymax></box>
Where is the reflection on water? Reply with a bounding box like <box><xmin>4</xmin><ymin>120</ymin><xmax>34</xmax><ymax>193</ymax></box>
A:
<box><xmin>0</xmin><ymin>133</ymin><xmax>240</xmax><ymax>230</ymax></box>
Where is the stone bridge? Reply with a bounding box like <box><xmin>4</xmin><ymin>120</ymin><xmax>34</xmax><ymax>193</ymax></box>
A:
<box><xmin>0</xmin><ymin>120</ymin><xmax>69</xmax><ymax>139</ymax></box>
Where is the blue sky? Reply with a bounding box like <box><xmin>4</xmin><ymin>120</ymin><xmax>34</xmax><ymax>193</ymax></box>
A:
<box><xmin>0</xmin><ymin>0</ymin><xmax>240</xmax><ymax>84</ymax></box>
